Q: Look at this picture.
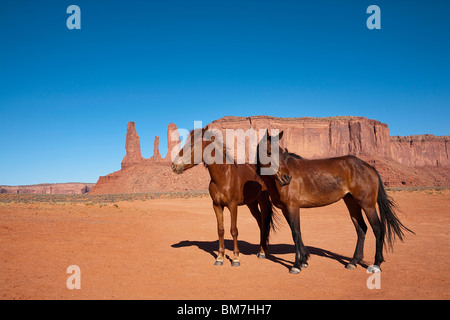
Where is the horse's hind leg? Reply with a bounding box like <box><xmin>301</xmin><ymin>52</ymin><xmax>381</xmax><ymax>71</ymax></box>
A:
<box><xmin>363</xmin><ymin>206</ymin><xmax>384</xmax><ymax>270</ymax></box>
<box><xmin>213</xmin><ymin>203</ymin><xmax>225</xmax><ymax>266</ymax></box>
<box><xmin>228</xmin><ymin>202</ymin><xmax>241</xmax><ymax>267</ymax></box>
<box><xmin>258</xmin><ymin>193</ymin><xmax>273</xmax><ymax>259</ymax></box>
<box><xmin>247</xmin><ymin>201</ymin><xmax>266</xmax><ymax>258</ymax></box>
<box><xmin>344</xmin><ymin>194</ymin><xmax>367</xmax><ymax>269</ymax></box>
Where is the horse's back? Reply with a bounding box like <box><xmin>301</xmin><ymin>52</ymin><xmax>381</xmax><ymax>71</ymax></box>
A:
<box><xmin>290</xmin><ymin>155</ymin><xmax>375</xmax><ymax>175</ymax></box>
<box><xmin>286</xmin><ymin>155</ymin><xmax>378</xmax><ymax>207</ymax></box>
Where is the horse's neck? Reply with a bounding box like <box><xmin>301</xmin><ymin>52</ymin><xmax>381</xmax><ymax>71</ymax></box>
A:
<box><xmin>202</xmin><ymin>139</ymin><xmax>235</xmax><ymax>178</ymax></box>
<box><xmin>211</xmin><ymin>151</ymin><xmax>236</xmax><ymax>182</ymax></box>
<box><xmin>206</xmin><ymin>162</ymin><xmax>233</xmax><ymax>183</ymax></box>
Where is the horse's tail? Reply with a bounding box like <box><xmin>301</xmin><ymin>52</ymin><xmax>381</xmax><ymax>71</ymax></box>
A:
<box><xmin>373</xmin><ymin>168</ymin><xmax>414</xmax><ymax>250</ymax></box>
<box><xmin>268</xmin><ymin>203</ymin><xmax>280</xmax><ymax>232</ymax></box>
<box><xmin>263</xmin><ymin>202</ymin><xmax>281</xmax><ymax>246</ymax></box>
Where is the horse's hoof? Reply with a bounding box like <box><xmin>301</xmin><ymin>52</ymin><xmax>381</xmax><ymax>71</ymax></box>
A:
<box><xmin>289</xmin><ymin>267</ymin><xmax>301</xmax><ymax>274</ymax></box>
<box><xmin>214</xmin><ymin>260</ymin><xmax>223</xmax><ymax>266</ymax></box>
<box><xmin>301</xmin><ymin>263</ymin><xmax>308</xmax><ymax>269</ymax></box>
<box><xmin>367</xmin><ymin>265</ymin><xmax>381</xmax><ymax>273</ymax></box>
<box><xmin>257</xmin><ymin>253</ymin><xmax>266</xmax><ymax>259</ymax></box>
<box><xmin>346</xmin><ymin>263</ymin><xmax>357</xmax><ymax>270</ymax></box>
<box><xmin>231</xmin><ymin>260</ymin><xmax>241</xmax><ymax>267</ymax></box>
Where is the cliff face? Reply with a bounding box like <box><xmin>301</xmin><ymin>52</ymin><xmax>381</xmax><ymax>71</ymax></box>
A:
<box><xmin>390</xmin><ymin>135</ymin><xmax>449</xmax><ymax>167</ymax></box>
<box><xmin>209</xmin><ymin>116</ymin><xmax>392</xmax><ymax>161</ymax></box>
<box><xmin>90</xmin><ymin>116</ymin><xmax>449</xmax><ymax>194</ymax></box>
<box><xmin>209</xmin><ymin>116</ymin><xmax>449</xmax><ymax>167</ymax></box>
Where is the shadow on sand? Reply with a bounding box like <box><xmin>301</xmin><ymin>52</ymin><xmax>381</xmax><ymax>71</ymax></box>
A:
<box><xmin>171</xmin><ymin>239</ymin><xmax>369</xmax><ymax>270</ymax></box>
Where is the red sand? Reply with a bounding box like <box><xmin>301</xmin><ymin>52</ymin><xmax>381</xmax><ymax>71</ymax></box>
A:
<box><xmin>0</xmin><ymin>189</ymin><xmax>449</xmax><ymax>300</ymax></box>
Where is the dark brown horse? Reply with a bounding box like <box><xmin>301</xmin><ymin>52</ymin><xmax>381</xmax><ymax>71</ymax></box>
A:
<box><xmin>256</xmin><ymin>130</ymin><xmax>413</xmax><ymax>274</ymax></box>
<box><xmin>172</xmin><ymin>126</ymin><xmax>275</xmax><ymax>266</ymax></box>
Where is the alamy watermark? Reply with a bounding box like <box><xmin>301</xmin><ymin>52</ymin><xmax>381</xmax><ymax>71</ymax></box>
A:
<box><xmin>366</xmin><ymin>265</ymin><xmax>381</xmax><ymax>290</ymax></box>
<box><xmin>66</xmin><ymin>265</ymin><xmax>81</xmax><ymax>290</ymax></box>
<box><xmin>66</xmin><ymin>5</ymin><xmax>81</xmax><ymax>30</ymax></box>
<box><xmin>66</xmin><ymin>5</ymin><xmax>381</xmax><ymax>31</ymax></box>
<box><xmin>171</xmin><ymin>121</ymin><xmax>281</xmax><ymax>175</ymax></box>
<box><xmin>367</xmin><ymin>5</ymin><xmax>381</xmax><ymax>30</ymax></box>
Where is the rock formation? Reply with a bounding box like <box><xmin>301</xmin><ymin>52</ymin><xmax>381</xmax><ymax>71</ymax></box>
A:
<box><xmin>390</xmin><ymin>135</ymin><xmax>449</xmax><ymax>167</ymax></box>
<box><xmin>120</xmin><ymin>122</ymin><xmax>181</xmax><ymax>165</ymax></box>
<box><xmin>90</xmin><ymin>116</ymin><xmax>449</xmax><ymax>194</ymax></box>
<box><xmin>165</xmin><ymin>123</ymin><xmax>180</xmax><ymax>162</ymax></box>
<box><xmin>121</xmin><ymin>122</ymin><xmax>144</xmax><ymax>169</ymax></box>
<box><xmin>150</xmin><ymin>136</ymin><xmax>163</xmax><ymax>162</ymax></box>
<box><xmin>209</xmin><ymin>116</ymin><xmax>449</xmax><ymax>167</ymax></box>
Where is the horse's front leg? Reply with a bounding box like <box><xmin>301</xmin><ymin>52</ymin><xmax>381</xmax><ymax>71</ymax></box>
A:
<box><xmin>228</xmin><ymin>202</ymin><xmax>240</xmax><ymax>267</ymax></box>
<box><xmin>213</xmin><ymin>203</ymin><xmax>225</xmax><ymax>266</ymax></box>
<box><xmin>283</xmin><ymin>207</ymin><xmax>309</xmax><ymax>274</ymax></box>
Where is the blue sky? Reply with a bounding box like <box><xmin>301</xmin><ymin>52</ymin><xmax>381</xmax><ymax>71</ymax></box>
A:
<box><xmin>0</xmin><ymin>0</ymin><xmax>449</xmax><ymax>185</ymax></box>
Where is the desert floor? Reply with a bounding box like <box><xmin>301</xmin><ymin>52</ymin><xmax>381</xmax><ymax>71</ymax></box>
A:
<box><xmin>0</xmin><ymin>189</ymin><xmax>449</xmax><ymax>300</ymax></box>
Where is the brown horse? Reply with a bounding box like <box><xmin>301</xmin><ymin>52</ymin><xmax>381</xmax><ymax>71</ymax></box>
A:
<box><xmin>256</xmin><ymin>130</ymin><xmax>413</xmax><ymax>274</ymax></box>
<box><xmin>171</xmin><ymin>126</ymin><xmax>275</xmax><ymax>267</ymax></box>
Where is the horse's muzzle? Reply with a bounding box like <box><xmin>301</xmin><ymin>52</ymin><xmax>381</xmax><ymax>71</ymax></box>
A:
<box><xmin>171</xmin><ymin>163</ymin><xmax>184</xmax><ymax>174</ymax></box>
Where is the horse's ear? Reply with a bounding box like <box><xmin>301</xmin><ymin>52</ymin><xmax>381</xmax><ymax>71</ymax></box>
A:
<box><xmin>278</xmin><ymin>131</ymin><xmax>284</xmax><ymax>140</ymax></box>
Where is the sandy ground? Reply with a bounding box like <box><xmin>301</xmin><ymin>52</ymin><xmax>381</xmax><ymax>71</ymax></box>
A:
<box><xmin>0</xmin><ymin>189</ymin><xmax>449</xmax><ymax>300</ymax></box>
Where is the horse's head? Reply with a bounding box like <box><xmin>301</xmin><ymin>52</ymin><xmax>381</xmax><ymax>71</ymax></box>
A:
<box><xmin>256</xmin><ymin>129</ymin><xmax>292</xmax><ymax>186</ymax></box>
<box><xmin>171</xmin><ymin>126</ymin><xmax>208</xmax><ymax>174</ymax></box>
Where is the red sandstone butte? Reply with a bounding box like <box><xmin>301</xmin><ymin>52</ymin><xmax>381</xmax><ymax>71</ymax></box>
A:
<box><xmin>166</xmin><ymin>123</ymin><xmax>180</xmax><ymax>162</ymax></box>
<box><xmin>90</xmin><ymin>116</ymin><xmax>450</xmax><ymax>194</ymax></box>
<box><xmin>149</xmin><ymin>136</ymin><xmax>163</xmax><ymax>162</ymax></box>
<box><xmin>209</xmin><ymin>116</ymin><xmax>449</xmax><ymax>167</ymax></box>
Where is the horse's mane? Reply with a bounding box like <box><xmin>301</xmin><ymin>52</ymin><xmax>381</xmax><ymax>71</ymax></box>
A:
<box><xmin>284</xmin><ymin>148</ymin><xmax>303</xmax><ymax>159</ymax></box>
<box><xmin>204</xmin><ymin>138</ymin><xmax>237</xmax><ymax>167</ymax></box>
<box><xmin>186</xmin><ymin>127</ymin><xmax>237</xmax><ymax>167</ymax></box>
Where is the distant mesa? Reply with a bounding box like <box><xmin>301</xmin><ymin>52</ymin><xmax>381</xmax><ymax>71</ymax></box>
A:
<box><xmin>0</xmin><ymin>183</ymin><xmax>95</xmax><ymax>195</ymax></box>
<box><xmin>89</xmin><ymin>116</ymin><xmax>450</xmax><ymax>194</ymax></box>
